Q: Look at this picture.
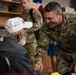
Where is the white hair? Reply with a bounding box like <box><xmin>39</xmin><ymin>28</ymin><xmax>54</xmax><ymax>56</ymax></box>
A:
<box><xmin>6</xmin><ymin>29</ymin><xmax>23</xmax><ymax>37</ymax></box>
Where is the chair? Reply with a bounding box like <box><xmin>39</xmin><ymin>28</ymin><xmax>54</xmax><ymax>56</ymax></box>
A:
<box><xmin>0</xmin><ymin>52</ymin><xmax>10</xmax><ymax>74</ymax></box>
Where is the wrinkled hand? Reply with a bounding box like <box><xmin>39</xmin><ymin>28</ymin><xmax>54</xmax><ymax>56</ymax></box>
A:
<box><xmin>74</xmin><ymin>64</ymin><xmax>76</xmax><ymax>74</ymax></box>
<box><xmin>74</xmin><ymin>69</ymin><xmax>76</xmax><ymax>74</ymax></box>
<box><xmin>34</xmin><ymin>61</ymin><xmax>43</xmax><ymax>72</ymax></box>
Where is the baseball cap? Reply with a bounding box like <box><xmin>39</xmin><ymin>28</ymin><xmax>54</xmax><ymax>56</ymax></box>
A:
<box><xmin>5</xmin><ymin>17</ymin><xmax>33</xmax><ymax>33</ymax></box>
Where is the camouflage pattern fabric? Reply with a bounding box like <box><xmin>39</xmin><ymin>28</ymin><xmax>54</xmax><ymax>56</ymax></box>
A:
<box><xmin>36</xmin><ymin>12</ymin><xmax>76</xmax><ymax>74</ymax></box>
<box><xmin>21</xmin><ymin>9</ymin><xmax>43</xmax><ymax>64</ymax></box>
<box><xmin>56</xmin><ymin>48</ymin><xmax>75</xmax><ymax>74</ymax></box>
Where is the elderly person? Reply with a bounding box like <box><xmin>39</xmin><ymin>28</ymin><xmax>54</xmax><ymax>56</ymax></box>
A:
<box><xmin>0</xmin><ymin>17</ymin><xmax>42</xmax><ymax>75</ymax></box>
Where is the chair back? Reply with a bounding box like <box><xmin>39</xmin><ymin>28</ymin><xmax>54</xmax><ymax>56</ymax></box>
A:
<box><xmin>0</xmin><ymin>52</ymin><xmax>10</xmax><ymax>74</ymax></box>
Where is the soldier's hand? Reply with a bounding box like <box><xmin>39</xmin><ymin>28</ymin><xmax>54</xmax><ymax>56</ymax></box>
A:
<box><xmin>34</xmin><ymin>61</ymin><xmax>43</xmax><ymax>72</ymax></box>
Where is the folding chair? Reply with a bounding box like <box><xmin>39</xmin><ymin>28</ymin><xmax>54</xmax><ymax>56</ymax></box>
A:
<box><xmin>0</xmin><ymin>52</ymin><xmax>10</xmax><ymax>74</ymax></box>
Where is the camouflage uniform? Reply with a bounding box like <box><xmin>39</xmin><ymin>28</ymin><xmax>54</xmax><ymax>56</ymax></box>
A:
<box><xmin>21</xmin><ymin>9</ymin><xmax>43</xmax><ymax>65</ymax></box>
<box><xmin>36</xmin><ymin>12</ymin><xmax>76</xmax><ymax>74</ymax></box>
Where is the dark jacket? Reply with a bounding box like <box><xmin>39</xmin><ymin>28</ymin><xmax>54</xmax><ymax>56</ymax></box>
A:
<box><xmin>0</xmin><ymin>37</ymin><xmax>42</xmax><ymax>75</ymax></box>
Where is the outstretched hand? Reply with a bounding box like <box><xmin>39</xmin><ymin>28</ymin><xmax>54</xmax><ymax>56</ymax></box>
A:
<box><xmin>34</xmin><ymin>61</ymin><xmax>43</xmax><ymax>72</ymax></box>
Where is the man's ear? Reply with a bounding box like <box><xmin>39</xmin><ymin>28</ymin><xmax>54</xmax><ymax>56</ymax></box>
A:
<box><xmin>59</xmin><ymin>12</ymin><xmax>62</xmax><ymax>16</ymax></box>
<box><xmin>18</xmin><ymin>32</ymin><xmax>22</xmax><ymax>39</ymax></box>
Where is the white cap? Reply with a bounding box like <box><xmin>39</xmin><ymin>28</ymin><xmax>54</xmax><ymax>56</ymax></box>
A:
<box><xmin>5</xmin><ymin>17</ymin><xmax>33</xmax><ymax>33</ymax></box>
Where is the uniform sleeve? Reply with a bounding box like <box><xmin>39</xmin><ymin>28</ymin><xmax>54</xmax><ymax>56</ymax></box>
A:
<box><xmin>27</xmin><ymin>9</ymin><xmax>43</xmax><ymax>32</ymax></box>
<box><xmin>35</xmin><ymin>25</ymin><xmax>50</xmax><ymax>62</ymax></box>
<box><xmin>14</xmin><ymin>48</ymin><xmax>42</xmax><ymax>75</ymax></box>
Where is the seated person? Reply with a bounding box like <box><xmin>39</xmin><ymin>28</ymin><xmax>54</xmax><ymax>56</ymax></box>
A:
<box><xmin>0</xmin><ymin>17</ymin><xmax>42</xmax><ymax>75</ymax></box>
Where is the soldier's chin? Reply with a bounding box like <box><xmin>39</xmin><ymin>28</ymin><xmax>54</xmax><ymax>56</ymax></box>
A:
<box><xmin>49</xmin><ymin>25</ymin><xmax>55</xmax><ymax>28</ymax></box>
<box><xmin>24</xmin><ymin>8</ymin><xmax>27</xmax><ymax>11</ymax></box>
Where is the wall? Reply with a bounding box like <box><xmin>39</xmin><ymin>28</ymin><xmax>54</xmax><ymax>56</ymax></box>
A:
<box><xmin>42</xmin><ymin>0</ymin><xmax>70</xmax><ymax>7</ymax></box>
<box><xmin>13</xmin><ymin>0</ymin><xmax>70</xmax><ymax>7</ymax></box>
<box><xmin>70</xmin><ymin>0</ymin><xmax>76</xmax><ymax>10</ymax></box>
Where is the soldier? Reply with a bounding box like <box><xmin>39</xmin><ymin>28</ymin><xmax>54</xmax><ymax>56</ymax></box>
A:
<box><xmin>35</xmin><ymin>2</ymin><xmax>76</xmax><ymax>75</ymax></box>
<box><xmin>20</xmin><ymin>0</ymin><xmax>43</xmax><ymax>70</ymax></box>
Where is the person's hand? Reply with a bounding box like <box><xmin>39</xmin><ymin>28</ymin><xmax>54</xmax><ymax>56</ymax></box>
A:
<box><xmin>74</xmin><ymin>67</ymin><xmax>76</xmax><ymax>74</ymax></box>
<box><xmin>34</xmin><ymin>61</ymin><xmax>43</xmax><ymax>72</ymax></box>
<box><xmin>74</xmin><ymin>64</ymin><xmax>76</xmax><ymax>74</ymax></box>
